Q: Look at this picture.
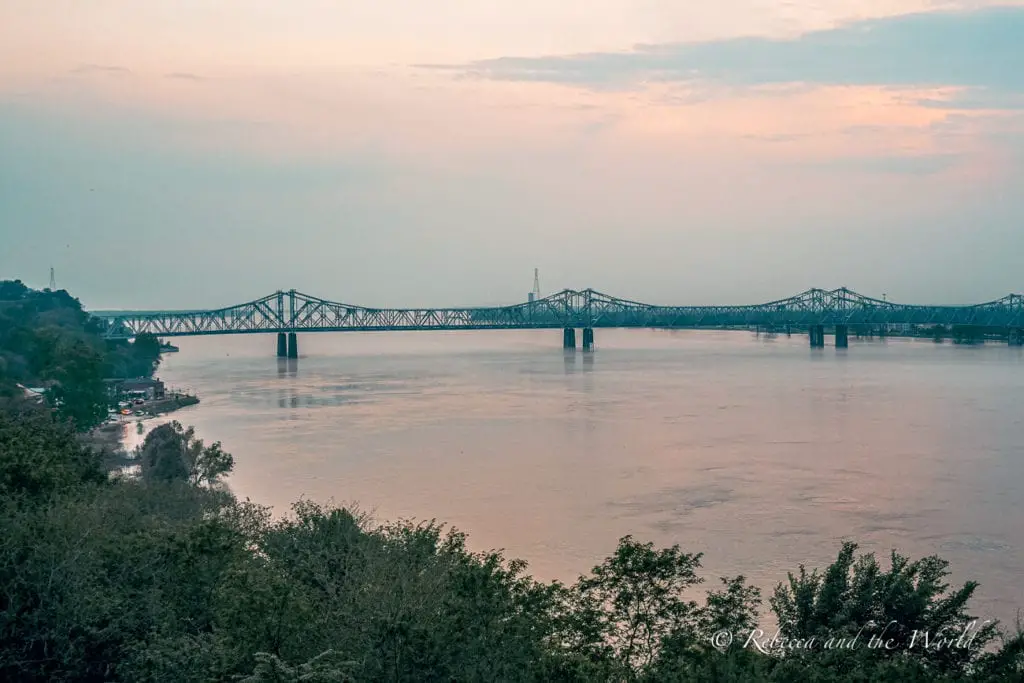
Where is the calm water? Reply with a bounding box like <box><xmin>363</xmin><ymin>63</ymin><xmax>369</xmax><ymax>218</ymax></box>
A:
<box><xmin>146</xmin><ymin>329</ymin><xmax>1024</xmax><ymax>626</ymax></box>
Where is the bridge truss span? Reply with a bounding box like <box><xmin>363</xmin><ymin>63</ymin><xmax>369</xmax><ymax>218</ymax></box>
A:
<box><xmin>92</xmin><ymin>287</ymin><xmax>1024</xmax><ymax>341</ymax></box>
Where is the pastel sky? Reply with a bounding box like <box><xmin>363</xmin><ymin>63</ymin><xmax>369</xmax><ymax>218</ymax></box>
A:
<box><xmin>1</xmin><ymin>1</ymin><xmax>1022</xmax><ymax>309</ymax></box>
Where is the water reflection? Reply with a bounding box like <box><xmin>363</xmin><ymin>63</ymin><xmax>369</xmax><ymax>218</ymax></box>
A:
<box><xmin>563</xmin><ymin>349</ymin><xmax>576</xmax><ymax>374</ymax></box>
<box><xmin>562</xmin><ymin>349</ymin><xmax>596</xmax><ymax>374</ymax></box>
<box><xmin>276</xmin><ymin>358</ymin><xmax>298</xmax><ymax>378</ymax></box>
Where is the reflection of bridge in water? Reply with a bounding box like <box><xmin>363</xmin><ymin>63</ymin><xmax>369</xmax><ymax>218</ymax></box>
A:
<box><xmin>91</xmin><ymin>287</ymin><xmax>1024</xmax><ymax>356</ymax></box>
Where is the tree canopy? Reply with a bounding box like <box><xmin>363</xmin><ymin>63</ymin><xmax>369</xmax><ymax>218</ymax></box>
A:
<box><xmin>0</xmin><ymin>280</ymin><xmax>162</xmax><ymax>431</ymax></box>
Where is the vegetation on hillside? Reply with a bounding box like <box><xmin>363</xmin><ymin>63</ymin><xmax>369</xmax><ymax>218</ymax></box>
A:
<box><xmin>0</xmin><ymin>280</ymin><xmax>161</xmax><ymax>430</ymax></box>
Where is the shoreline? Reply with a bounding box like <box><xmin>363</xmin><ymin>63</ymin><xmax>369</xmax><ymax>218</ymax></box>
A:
<box><xmin>85</xmin><ymin>393</ymin><xmax>201</xmax><ymax>471</ymax></box>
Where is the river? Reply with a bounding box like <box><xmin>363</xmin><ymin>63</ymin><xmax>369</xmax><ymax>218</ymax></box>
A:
<box><xmin>142</xmin><ymin>329</ymin><xmax>1024</xmax><ymax>627</ymax></box>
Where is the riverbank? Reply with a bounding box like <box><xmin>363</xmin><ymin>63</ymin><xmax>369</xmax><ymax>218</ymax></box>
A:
<box><xmin>79</xmin><ymin>420</ymin><xmax>138</xmax><ymax>472</ymax></box>
<box><xmin>82</xmin><ymin>392</ymin><xmax>201</xmax><ymax>471</ymax></box>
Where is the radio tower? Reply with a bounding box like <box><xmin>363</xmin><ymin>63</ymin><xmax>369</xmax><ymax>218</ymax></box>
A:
<box><xmin>529</xmin><ymin>268</ymin><xmax>541</xmax><ymax>303</ymax></box>
<box><xmin>49</xmin><ymin>267</ymin><xmax>56</xmax><ymax>291</ymax></box>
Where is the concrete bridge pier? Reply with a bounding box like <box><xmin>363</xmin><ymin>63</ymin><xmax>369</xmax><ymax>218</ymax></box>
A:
<box><xmin>277</xmin><ymin>332</ymin><xmax>287</xmax><ymax>358</ymax></box>
<box><xmin>582</xmin><ymin>327</ymin><xmax>594</xmax><ymax>350</ymax></box>
<box><xmin>563</xmin><ymin>328</ymin><xmax>577</xmax><ymax>349</ymax></box>
<box><xmin>809</xmin><ymin>325</ymin><xmax>825</xmax><ymax>348</ymax></box>
<box><xmin>1011</xmin><ymin>329</ymin><xmax>1024</xmax><ymax>346</ymax></box>
<box><xmin>287</xmin><ymin>332</ymin><xmax>298</xmax><ymax>358</ymax></box>
<box><xmin>835</xmin><ymin>324</ymin><xmax>849</xmax><ymax>349</ymax></box>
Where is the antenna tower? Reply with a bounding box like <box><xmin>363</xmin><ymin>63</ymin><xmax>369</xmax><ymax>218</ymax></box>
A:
<box><xmin>532</xmin><ymin>268</ymin><xmax>541</xmax><ymax>299</ymax></box>
<box><xmin>49</xmin><ymin>267</ymin><xmax>56</xmax><ymax>291</ymax></box>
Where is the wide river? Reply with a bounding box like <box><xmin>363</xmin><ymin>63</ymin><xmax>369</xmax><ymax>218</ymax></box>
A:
<box><xmin>145</xmin><ymin>329</ymin><xmax>1024</xmax><ymax>627</ymax></box>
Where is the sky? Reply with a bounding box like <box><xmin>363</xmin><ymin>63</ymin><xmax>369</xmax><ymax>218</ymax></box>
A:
<box><xmin>1</xmin><ymin>1</ymin><xmax>1022</xmax><ymax>309</ymax></box>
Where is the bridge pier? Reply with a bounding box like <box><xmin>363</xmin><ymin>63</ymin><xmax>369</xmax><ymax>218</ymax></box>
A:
<box><xmin>277</xmin><ymin>332</ymin><xmax>287</xmax><ymax>358</ymax></box>
<box><xmin>563</xmin><ymin>328</ymin><xmax>577</xmax><ymax>349</ymax></box>
<box><xmin>582</xmin><ymin>328</ymin><xmax>594</xmax><ymax>350</ymax></box>
<box><xmin>287</xmin><ymin>332</ymin><xmax>298</xmax><ymax>359</ymax></box>
<box><xmin>809</xmin><ymin>325</ymin><xmax>825</xmax><ymax>348</ymax></box>
<box><xmin>835</xmin><ymin>324</ymin><xmax>849</xmax><ymax>349</ymax></box>
<box><xmin>1011</xmin><ymin>329</ymin><xmax>1024</xmax><ymax>346</ymax></box>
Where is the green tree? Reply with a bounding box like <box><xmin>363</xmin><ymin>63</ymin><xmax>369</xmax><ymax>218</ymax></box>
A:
<box><xmin>557</xmin><ymin>535</ymin><xmax>706</xmax><ymax>678</ymax></box>
<box><xmin>770</xmin><ymin>541</ymin><xmax>1001</xmax><ymax>676</ymax></box>
<box><xmin>0</xmin><ymin>401</ymin><xmax>105</xmax><ymax>498</ymax></box>
<box><xmin>129</xmin><ymin>333</ymin><xmax>162</xmax><ymax>374</ymax></box>
<box><xmin>139</xmin><ymin>421</ymin><xmax>234</xmax><ymax>487</ymax></box>
<box><xmin>46</xmin><ymin>338</ymin><xmax>110</xmax><ymax>431</ymax></box>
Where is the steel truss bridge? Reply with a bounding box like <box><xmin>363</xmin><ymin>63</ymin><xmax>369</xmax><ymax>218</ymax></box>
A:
<box><xmin>92</xmin><ymin>287</ymin><xmax>1024</xmax><ymax>353</ymax></box>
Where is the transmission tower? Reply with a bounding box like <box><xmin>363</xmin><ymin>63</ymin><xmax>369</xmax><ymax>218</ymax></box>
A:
<box><xmin>532</xmin><ymin>268</ymin><xmax>541</xmax><ymax>299</ymax></box>
<box><xmin>49</xmin><ymin>267</ymin><xmax>56</xmax><ymax>291</ymax></box>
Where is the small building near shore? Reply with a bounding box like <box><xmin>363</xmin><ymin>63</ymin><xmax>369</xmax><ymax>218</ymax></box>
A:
<box><xmin>108</xmin><ymin>377</ymin><xmax>165</xmax><ymax>401</ymax></box>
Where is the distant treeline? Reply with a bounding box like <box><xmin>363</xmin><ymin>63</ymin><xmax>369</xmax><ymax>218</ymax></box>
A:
<box><xmin>0</xmin><ymin>280</ymin><xmax>162</xmax><ymax>430</ymax></box>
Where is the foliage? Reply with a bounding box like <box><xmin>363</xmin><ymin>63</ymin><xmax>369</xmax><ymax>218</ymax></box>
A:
<box><xmin>0</xmin><ymin>479</ymin><xmax>252</xmax><ymax>681</ymax></box>
<box><xmin>236</xmin><ymin>651</ymin><xmax>358</xmax><ymax>682</ymax></box>
<box><xmin>0</xmin><ymin>400</ymin><xmax>105</xmax><ymax>499</ymax></box>
<box><xmin>557</xmin><ymin>535</ymin><xmax>706</xmax><ymax>676</ymax></box>
<box><xmin>139</xmin><ymin>420</ymin><xmax>234</xmax><ymax>488</ymax></box>
<box><xmin>0</xmin><ymin>279</ymin><xmax>162</xmax><ymax>431</ymax></box>
<box><xmin>44</xmin><ymin>338</ymin><xmax>109</xmax><ymax>429</ymax></box>
<box><xmin>770</xmin><ymin>541</ymin><xmax>1000</xmax><ymax>675</ymax></box>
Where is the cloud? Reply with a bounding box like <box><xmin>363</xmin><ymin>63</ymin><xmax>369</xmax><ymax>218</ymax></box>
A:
<box><xmin>913</xmin><ymin>88</ymin><xmax>1024</xmax><ymax>110</ymax></box>
<box><xmin>164</xmin><ymin>72</ymin><xmax>205</xmax><ymax>81</ymax></box>
<box><xmin>431</xmin><ymin>7</ymin><xmax>1024</xmax><ymax>98</ymax></box>
<box><xmin>71</xmin><ymin>64</ymin><xmax>131</xmax><ymax>76</ymax></box>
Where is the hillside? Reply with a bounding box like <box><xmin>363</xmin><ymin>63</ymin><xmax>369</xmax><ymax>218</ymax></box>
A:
<box><xmin>0</xmin><ymin>279</ymin><xmax>161</xmax><ymax>431</ymax></box>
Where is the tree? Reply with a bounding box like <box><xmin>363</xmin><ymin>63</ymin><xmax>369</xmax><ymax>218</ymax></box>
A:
<box><xmin>139</xmin><ymin>422</ymin><xmax>191</xmax><ymax>483</ymax></box>
<box><xmin>0</xmin><ymin>279</ymin><xmax>29</xmax><ymax>301</ymax></box>
<box><xmin>46</xmin><ymin>339</ymin><xmax>110</xmax><ymax>431</ymax></box>
<box><xmin>130</xmin><ymin>333</ymin><xmax>162</xmax><ymax>371</ymax></box>
<box><xmin>557</xmin><ymin>535</ymin><xmax>706</xmax><ymax>678</ymax></box>
<box><xmin>139</xmin><ymin>421</ymin><xmax>234</xmax><ymax>487</ymax></box>
<box><xmin>104</xmin><ymin>333</ymin><xmax>163</xmax><ymax>379</ymax></box>
<box><xmin>186</xmin><ymin>440</ymin><xmax>234</xmax><ymax>489</ymax></box>
<box><xmin>770</xmin><ymin>541</ymin><xmax>1001</xmax><ymax>676</ymax></box>
<box><xmin>0</xmin><ymin>401</ymin><xmax>105</xmax><ymax>498</ymax></box>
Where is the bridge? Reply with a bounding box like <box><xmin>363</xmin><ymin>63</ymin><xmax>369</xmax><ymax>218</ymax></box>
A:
<box><xmin>91</xmin><ymin>287</ymin><xmax>1024</xmax><ymax>356</ymax></box>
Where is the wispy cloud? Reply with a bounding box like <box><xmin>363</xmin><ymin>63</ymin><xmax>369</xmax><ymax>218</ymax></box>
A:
<box><xmin>913</xmin><ymin>88</ymin><xmax>1024</xmax><ymax>110</ymax></box>
<box><xmin>428</xmin><ymin>6</ymin><xmax>1024</xmax><ymax>103</ymax></box>
<box><xmin>164</xmin><ymin>72</ymin><xmax>205</xmax><ymax>82</ymax></box>
<box><xmin>71</xmin><ymin>64</ymin><xmax>131</xmax><ymax>76</ymax></box>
